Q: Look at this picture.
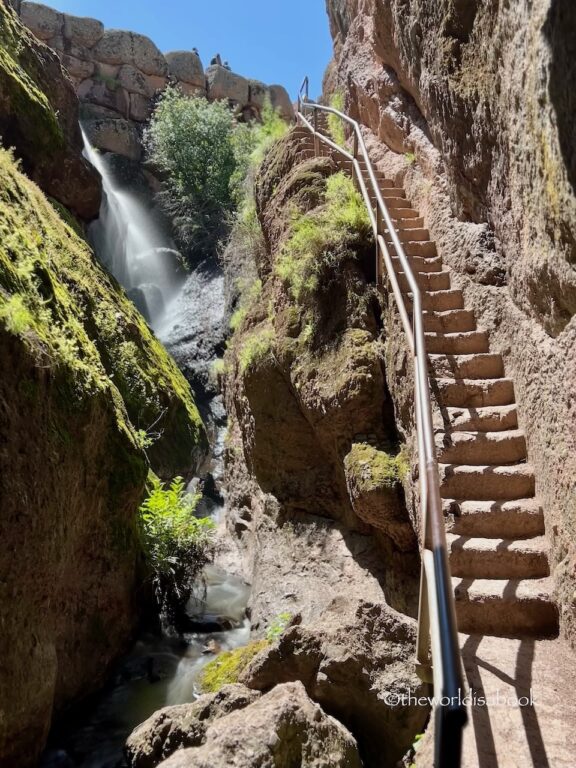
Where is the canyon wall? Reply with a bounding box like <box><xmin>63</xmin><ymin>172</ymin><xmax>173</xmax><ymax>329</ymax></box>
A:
<box><xmin>0</xmin><ymin>4</ymin><xmax>205</xmax><ymax>764</ymax></box>
<box><xmin>325</xmin><ymin>0</ymin><xmax>576</xmax><ymax>644</ymax></box>
<box><xmin>18</xmin><ymin>1</ymin><xmax>294</xmax><ymax>162</ymax></box>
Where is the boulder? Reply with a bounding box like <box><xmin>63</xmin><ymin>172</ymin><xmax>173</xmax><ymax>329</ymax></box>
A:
<box><xmin>344</xmin><ymin>442</ymin><xmax>416</xmax><ymax>551</ymax></box>
<box><xmin>126</xmin><ymin>684</ymin><xmax>260</xmax><ymax>768</ymax></box>
<box><xmin>92</xmin><ymin>29</ymin><xmax>168</xmax><ymax>77</ymax></box>
<box><xmin>153</xmin><ymin>683</ymin><xmax>362</xmax><ymax>768</ymax></box>
<box><xmin>83</xmin><ymin>117</ymin><xmax>141</xmax><ymax>160</ymax></box>
<box><xmin>268</xmin><ymin>84</ymin><xmax>294</xmax><ymax>120</ymax></box>
<box><xmin>205</xmin><ymin>65</ymin><xmax>249</xmax><ymax>105</ymax></box>
<box><xmin>77</xmin><ymin>75</ymin><xmax>130</xmax><ymax>116</ymax></box>
<box><xmin>242</xmin><ymin>599</ymin><xmax>429</xmax><ymax>768</ymax></box>
<box><xmin>178</xmin><ymin>81</ymin><xmax>207</xmax><ymax>98</ymax></box>
<box><xmin>165</xmin><ymin>50</ymin><xmax>205</xmax><ymax>87</ymax></box>
<box><xmin>129</xmin><ymin>92</ymin><xmax>152</xmax><ymax>122</ymax></box>
<box><xmin>59</xmin><ymin>53</ymin><xmax>94</xmax><ymax>81</ymax></box>
<box><xmin>20</xmin><ymin>1</ymin><xmax>62</xmax><ymax>40</ymax></box>
<box><xmin>248</xmin><ymin>79</ymin><xmax>270</xmax><ymax>109</ymax></box>
<box><xmin>63</xmin><ymin>12</ymin><xmax>103</xmax><ymax>48</ymax></box>
<box><xmin>117</xmin><ymin>64</ymin><xmax>166</xmax><ymax>98</ymax></box>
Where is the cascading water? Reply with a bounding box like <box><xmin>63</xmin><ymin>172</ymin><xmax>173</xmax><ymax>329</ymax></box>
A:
<box><xmin>81</xmin><ymin>129</ymin><xmax>183</xmax><ymax>329</ymax></box>
<box><xmin>39</xmin><ymin>136</ymin><xmax>248</xmax><ymax>768</ymax></box>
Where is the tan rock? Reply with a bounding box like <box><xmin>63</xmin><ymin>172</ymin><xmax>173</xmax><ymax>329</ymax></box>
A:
<box><xmin>156</xmin><ymin>683</ymin><xmax>362</xmax><ymax>768</ymax></box>
<box><xmin>59</xmin><ymin>53</ymin><xmax>94</xmax><ymax>81</ymax></box>
<box><xmin>78</xmin><ymin>76</ymin><xmax>130</xmax><ymax>117</ymax></box>
<box><xmin>83</xmin><ymin>117</ymin><xmax>141</xmax><ymax>160</ymax></box>
<box><xmin>92</xmin><ymin>29</ymin><xmax>168</xmax><ymax>77</ymax></box>
<box><xmin>20</xmin><ymin>1</ymin><xmax>62</xmax><ymax>40</ymax></box>
<box><xmin>177</xmin><ymin>82</ymin><xmax>207</xmax><ymax>98</ymax></box>
<box><xmin>63</xmin><ymin>12</ymin><xmax>103</xmax><ymax>47</ymax></box>
<box><xmin>205</xmin><ymin>64</ymin><xmax>249</xmax><ymax>105</ymax></box>
<box><xmin>165</xmin><ymin>50</ymin><xmax>205</xmax><ymax>87</ymax></box>
<box><xmin>118</xmin><ymin>64</ymin><xmax>159</xmax><ymax>97</ymax></box>
<box><xmin>268</xmin><ymin>84</ymin><xmax>294</xmax><ymax>120</ymax></box>
<box><xmin>248</xmin><ymin>79</ymin><xmax>270</xmax><ymax>109</ymax></box>
<box><xmin>129</xmin><ymin>92</ymin><xmax>152</xmax><ymax>123</ymax></box>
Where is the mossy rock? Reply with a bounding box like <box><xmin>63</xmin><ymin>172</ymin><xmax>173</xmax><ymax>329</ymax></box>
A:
<box><xmin>0</xmin><ymin>146</ymin><xmax>205</xmax><ymax>479</ymax></box>
<box><xmin>345</xmin><ymin>442</ymin><xmax>409</xmax><ymax>493</ymax></box>
<box><xmin>200</xmin><ymin>640</ymin><xmax>270</xmax><ymax>693</ymax></box>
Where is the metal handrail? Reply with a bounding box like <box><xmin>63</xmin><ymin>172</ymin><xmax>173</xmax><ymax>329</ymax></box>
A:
<box><xmin>297</xmin><ymin>77</ymin><xmax>467</xmax><ymax>767</ymax></box>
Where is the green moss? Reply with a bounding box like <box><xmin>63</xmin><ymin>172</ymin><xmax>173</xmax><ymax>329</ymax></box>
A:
<box><xmin>230</xmin><ymin>278</ymin><xmax>262</xmax><ymax>332</ymax></box>
<box><xmin>327</xmin><ymin>92</ymin><xmax>346</xmax><ymax>148</ymax></box>
<box><xmin>0</xmin><ymin>146</ymin><xmax>204</xmax><ymax>475</ymax></box>
<box><xmin>238</xmin><ymin>325</ymin><xmax>276</xmax><ymax>373</ymax></box>
<box><xmin>346</xmin><ymin>442</ymin><xmax>409</xmax><ymax>493</ymax></box>
<box><xmin>0</xmin><ymin>3</ymin><xmax>64</xmax><ymax>151</ymax></box>
<box><xmin>200</xmin><ymin>639</ymin><xmax>270</xmax><ymax>692</ymax></box>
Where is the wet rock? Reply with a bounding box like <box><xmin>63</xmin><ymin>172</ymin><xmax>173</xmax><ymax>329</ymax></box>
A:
<box><xmin>83</xmin><ymin>117</ymin><xmax>141</xmax><ymax>160</ymax></box>
<box><xmin>165</xmin><ymin>51</ymin><xmax>205</xmax><ymax>88</ymax></box>
<box><xmin>242</xmin><ymin>599</ymin><xmax>428</xmax><ymax>768</ymax></box>
<box><xmin>125</xmin><ymin>684</ymin><xmax>260</xmax><ymax>768</ymax></box>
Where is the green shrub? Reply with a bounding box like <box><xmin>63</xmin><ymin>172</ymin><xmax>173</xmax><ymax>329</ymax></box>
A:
<box><xmin>200</xmin><ymin>639</ymin><xmax>269</xmax><ymax>692</ymax></box>
<box><xmin>275</xmin><ymin>172</ymin><xmax>372</xmax><ymax>303</ymax></box>
<box><xmin>327</xmin><ymin>92</ymin><xmax>346</xmax><ymax>148</ymax></box>
<box><xmin>238</xmin><ymin>326</ymin><xmax>276</xmax><ymax>373</ymax></box>
<box><xmin>139</xmin><ymin>475</ymin><xmax>215</xmax><ymax>611</ymax></box>
<box><xmin>230</xmin><ymin>278</ymin><xmax>262</xmax><ymax>332</ymax></box>
<box><xmin>266</xmin><ymin>611</ymin><xmax>293</xmax><ymax>642</ymax></box>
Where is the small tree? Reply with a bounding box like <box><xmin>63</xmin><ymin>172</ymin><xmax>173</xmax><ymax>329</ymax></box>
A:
<box><xmin>145</xmin><ymin>88</ymin><xmax>238</xmax><ymax>255</ymax></box>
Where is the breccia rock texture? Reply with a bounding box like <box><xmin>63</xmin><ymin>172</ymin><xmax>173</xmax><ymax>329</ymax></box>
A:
<box><xmin>18</xmin><ymin>1</ymin><xmax>294</xmax><ymax>159</ymax></box>
<box><xmin>325</xmin><ymin>0</ymin><xmax>576</xmax><ymax>645</ymax></box>
<box><xmin>126</xmin><ymin>682</ymin><xmax>362</xmax><ymax>768</ymax></box>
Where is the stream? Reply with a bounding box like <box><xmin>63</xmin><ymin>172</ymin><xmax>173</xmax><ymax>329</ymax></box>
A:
<box><xmin>38</xmin><ymin>136</ymin><xmax>246</xmax><ymax>768</ymax></box>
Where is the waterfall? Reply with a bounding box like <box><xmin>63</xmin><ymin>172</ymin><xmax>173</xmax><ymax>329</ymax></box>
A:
<box><xmin>81</xmin><ymin>128</ymin><xmax>183</xmax><ymax>329</ymax></box>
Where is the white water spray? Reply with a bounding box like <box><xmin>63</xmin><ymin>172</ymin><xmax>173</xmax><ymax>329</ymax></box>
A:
<box><xmin>81</xmin><ymin>128</ymin><xmax>183</xmax><ymax>329</ymax></box>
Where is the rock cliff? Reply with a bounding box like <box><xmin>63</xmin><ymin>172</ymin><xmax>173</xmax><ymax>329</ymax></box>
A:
<box><xmin>18</xmin><ymin>1</ymin><xmax>294</xmax><ymax>161</ymax></box>
<box><xmin>0</xmin><ymin>4</ymin><xmax>205</xmax><ymax>765</ymax></box>
<box><xmin>325</xmin><ymin>0</ymin><xmax>576</xmax><ymax>646</ymax></box>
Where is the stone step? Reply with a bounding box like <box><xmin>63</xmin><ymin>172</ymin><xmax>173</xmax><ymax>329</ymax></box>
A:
<box><xmin>407</xmin><ymin>289</ymin><xmax>464</xmax><ymax>312</ymax></box>
<box><xmin>436</xmin><ymin>429</ymin><xmax>527</xmax><ymax>465</ymax></box>
<box><xmin>433</xmin><ymin>377</ymin><xmax>515</xmax><ymax>407</ymax></box>
<box><xmin>391</xmin><ymin>240</ymin><xmax>438</xmax><ymax>258</ymax></box>
<box><xmin>447</xmin><ymin>534</ymin><xmax>549</xmax><ymax>580</ymax></box>
<box><xmin>397</xmin><ymin>216</ymin><xmax>426</xmax><ymax>229</ymax></box>
<box><xmin>444</xmin><ymin>498</ymin><xmax>545</xmax><ymax>538</ymax></box>
<box><xmin>453</xmin><ymin>577</ymin><xmax>558</xmax><ymax>637</ymax></box>
<box><xmin>444</xmin><ymin>404</ymin><xmax>519</xmax><ymax>432</ymax></box>
<box><xmin>375</xmin><ymin>187</ymin><xmax>407</xmax><ymax>200</ymax></box>
<box><xmin>439</xmin><ymin>463</ymin><xmax>535</xmax><ymax>501</ymax></box>
<box><xmin>390</xmin><ymin>208</ymin><xmax>421</xmax><ymax>221</ymax></box>
<box><xmin>423</xmin><ymin>309</ymin><xmax>476</xmax><ymax>333</ymax></box>
<box><xmin>399</xmin><ymin>269</ymin><xmax>450</xmax><ymax>292</ymax></box>
<box><xmin>428</xmin><ymin>353</ymin><xmax>504</xmax><ymax>379</ymax></box>
<box><xmin>425</xmin><ymin>329</ymin><xmax>490</xmax><ymax>354</ymax></box>
<box><xmin>378</xmin><ymin>195</ymin><xmax>412</xmax><ymax>210</ymax></box>
<box><xmin>391</xmin><ymin>228</ymin><xmax>430</xmax><ymax>243</ymax></box>
<box><xmin>392</xmin><ymin>255</ymin><xmax>443</xmax><ymax>273</ymax></box>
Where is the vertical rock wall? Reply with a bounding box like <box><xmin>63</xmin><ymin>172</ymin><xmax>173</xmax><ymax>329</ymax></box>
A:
<box><xmin>324</xmin><ymin>0</ymin><xmax>576</xmax><ymax>644</ymax></box>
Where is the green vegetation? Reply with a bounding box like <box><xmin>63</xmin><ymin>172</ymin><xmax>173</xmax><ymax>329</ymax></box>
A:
<box><xmin>238</xmin><ymin>325</ymin><xmax>276</xmax><ymax>373</ymax></box>
<box><xmin>0</xmin><ymin>146</ymin><xmax>204</xmax><ymax>475</ymax></box>
<box><xmin>404</xmin><ymin>151</ymin><xmax>416</xmax><ymax>165</ymax></box>
<box><xmin>266</xmin><ymin>611</ymin><xmax>293</xmax><ymax>642</ymax></box>
<box><xmin>145</xmin><ymin>90</ymin><xmax>288</xmax><ymax>258</ymax></box>
<box><xmin>346</xmin><ymin>442</ymin><xmax>410</xmax><ymax>493</ymax></box>
<box><xmin>230</xmin><ymin>278</ymin><xmax>262</xmax><ymax>332</ymax></box>
<box><xmin>275</xmin><ymin>172</ymin><xmax>372</xmax><ymax>303</ymax></box>
<box><xmin>139</xmin><ymin>476</ymin><xmax>215</xmax><ymax>614</ymax></box>
<box><xmin>200</xmin><ymin>639</ymin><xmax>269</xmax><ymax>692</ymax></box>
<box><xmin>327</xmin><ymin>92</ymin><xmax>346</xmax><ymax>148</ymax></box>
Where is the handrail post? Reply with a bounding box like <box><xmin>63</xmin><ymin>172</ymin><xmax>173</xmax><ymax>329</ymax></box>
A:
<box><xmin>313</xmin><ymin>110</ymin><xmax>319</xmax><ymax>157</ymax></box>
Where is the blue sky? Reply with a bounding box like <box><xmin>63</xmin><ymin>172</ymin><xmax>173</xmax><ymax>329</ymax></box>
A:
<box><xmin>47</xmin><ymin>0</ymin><xmax>333</xmax><ymax>99</ymax></box>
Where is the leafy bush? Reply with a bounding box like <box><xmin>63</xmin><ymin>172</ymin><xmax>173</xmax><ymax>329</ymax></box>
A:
<box><xmin>327</xmin><ymin>92</ymin><xmax>346</xmax><ymax>148</ymax></box>
<box><xmin>275</xmin><ymin>172</ymin><xmax>372</xmax><ymax>303</ymax></box>
<box><xmin>139</xmin><ymin>475</ymin><xmax>215</xmax><ymax>615</ymax></box>
<box><xmin>145</xmin><ymin>89</ymin><xmax>238</xmax><ymax>254</ymax></box>
<box><xmin>266</xmin><ymin>611</ymin><xmax>293</xmax><ymax>642</ymax></box>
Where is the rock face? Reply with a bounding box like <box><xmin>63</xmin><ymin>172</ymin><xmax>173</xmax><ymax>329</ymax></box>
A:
<box><xmin>0</xmin><ymin>8</ymin><xmax>206</xmax><ymax>764</ymax></box>
<box><xmin>242</xmin><ymin>599</ymin><xmax>428</xmax><ymax>768</ymax></box>
<box><xmin>127</xmin><ymin>682</ymin><xmax>363</xmax><ymax>768</ymax></box>
<box><xmin>325</xmin><ymin>0</ymin><xmax>576</xmax><ymax>645</ymax></box>
<box><xmin>18</xmin><ymin>1</ymin><xmax>294</xmax><ymax>159</ymax></box>
<box><xmin>0</xmin><ymin>1</ymin><xmax>100</xmax><ymax>217</ymax></box>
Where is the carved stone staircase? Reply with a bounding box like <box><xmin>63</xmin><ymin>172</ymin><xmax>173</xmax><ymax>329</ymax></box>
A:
<box><xmin>292</xmin><ymin>122</ymin><xmax>559</xmax><ymax>640</ymax></box>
